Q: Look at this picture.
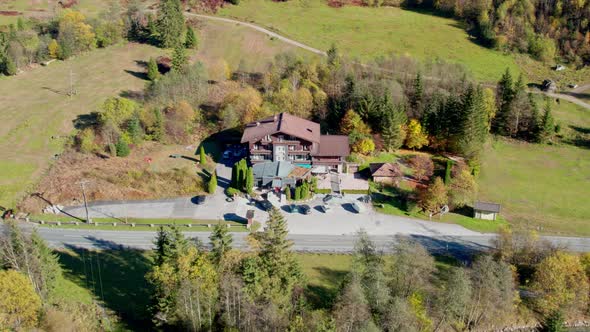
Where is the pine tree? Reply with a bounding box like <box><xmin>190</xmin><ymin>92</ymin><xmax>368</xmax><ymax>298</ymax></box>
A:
<box><xmin>147</xmin><ymin>57</ymin><xmax>160</xmax><ymax>81</ymax></box>
<box><xmin>245</xmin><ymin>166</ymin><xmax>254</xmax><ymax>194</ymax></box>
<box><xmin>152</xmin><ymin>108</ymin><xmax>165</xmax><ymax>142</ymax></box>
<box><xmin>157</xmin><ymin>0</ymin><xmax>185</xmax><ymax>48</ymax></box>
<box><xmin>410</xmin><ymin>72</ymin><xmax>424</xmax><ymax>116</ymax></box>
<box><xmin>444</xmin><ymin>160</ymin><xmax>453</xmax><ymax>184</ymax></box>
<box><xmin>209</xmin><ymin>222</ymin><xmax>233</xmax><ymax>266</ymax></box>
<box><xmin>285</xmin><ymin>186</ymin><xmax>292</xmax><ymax>200</ymax></box>
<box><xmin>230</xmin><ymin>162</ymin><xmax>238</xmax><ymax>189</ymax></box>
<box><xmin>127</xmin><ymin>115</ymin><xmax>143</xmax><ymax>144</ymax></box>
<box><xmin>199</xmin><ymin>146</ymin><xmax>207</xmax><ymax>166</ymax></box>
<box><xmin>381</xmin><ymin>102</ymin><xmax>407</xmax><ymax>151</ymax></box>
<box><xmin>259</xmin><ymin>207</ymin><xmax>302</xmax><ymax>294</ymax></box>
<box><xmin>185</xmin><ymin>25</ymin><xmax>198</xmax><ymax>49</ymax></box>
<box><xmin>494</xmin><ymin>68</ymin><xmax>514</xmax><ymax>135</ymax></box>
<box><xmin>171</xmin><ymin>43</ymin><xmax>187</xmax><ymax>72</ymax></box>
<box><xmin>537</xmin><ymin>99</ymin><xmax>555</xmax><ymax>144</ymax></box>
<box><xmin>455</xmin><ymin>85</ymin><xmax>489</xmax><ymax>159</ymax></box>
<box><xmin>208</xmin><ymin>171</ymin><xmax>217</xmax><ymax>194</ymax></box>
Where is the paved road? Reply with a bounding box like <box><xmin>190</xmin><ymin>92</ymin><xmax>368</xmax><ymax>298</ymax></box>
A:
<box><xmin>13</xmin><ymin>226</ymin><xmax>590</xmax><ymax>256</ymax></box>
<box><xmin>190</xmin><ymin>13</ymin><xmax>590</xmax><ymax>110</ymax></box>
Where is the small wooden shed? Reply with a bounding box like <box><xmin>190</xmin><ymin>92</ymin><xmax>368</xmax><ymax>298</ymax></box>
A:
<box><xmin>473</xmin><ymin>202</ymin><xmax>501</xmax><ymax>221</ymax></box>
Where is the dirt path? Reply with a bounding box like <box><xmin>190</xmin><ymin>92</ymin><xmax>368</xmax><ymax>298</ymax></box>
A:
<box><xmin>189</xmin><ymin>13</ymin><xmax>590</xmax><ymax>110</ymax></box>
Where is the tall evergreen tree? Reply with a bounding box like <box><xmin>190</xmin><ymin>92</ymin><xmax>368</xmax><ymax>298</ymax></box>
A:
<box><xmin>208</xmin><ymin>171</ymin><xmax>217</xmax><ymax>194</ymax></box>
<box><xmin>259</xmin><ymin>208</ymin><xmax>303</xmax><ymax>295</ymax></box>
<box><xmin>157</xmin><ymin>0</ymin><xmax>185</xmax><ymax>48</ymax></box>
<box><xmin>199</xmin><ymin>145</ymin><xmax>206</xmax><ymax>166</ymax></box>
<box><xmin>147</xmin><ymin>57</ymin><xmax>160</xmax><ymax>81</ymax></box>
<box><xmin>537</xmin><ymin>99</ymin><xmax>555</xmax><ymax>144</ymax></box>
<box><xmin>455</xmin><ymin>85</ymin><xmax>489</xmax><ymax>159</ymax></box>
<box><xmin>245</xmin><ymin>166</ymin><xmax>254</xmax><ymax>194</ymax></box>
<box><xmin>209</xmin><ymin>222</ymin><xmax>233</xmax><ymax>266</ymax></box>
<box><xmin>381</xmin><ymin>102</ymin><xmax>407</xmax><ymax>151</ymax></box>
<box><xmin>410</xmin><ymin>71</ymin><xmax>424</xmax><ymax>117</ymax></box>
<box><xmin>171</xmin><ymin>43</ymin><xmax>187</xmax><ymax>72</ymax></box>
<box><xmin>494</xmin><ymin>68</ymin><xmax>514</xmax><ymax>135</ymax></box>
<box><xmin>185</xmin><ymin>25</ymin><xmax>198</xmax><ymax>49</ymax></box>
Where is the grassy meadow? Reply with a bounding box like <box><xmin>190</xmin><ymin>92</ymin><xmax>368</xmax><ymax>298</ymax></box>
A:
<box><xmin>217</xmin><ymin>0</ymin><xmax>521</xmax><ymax>81</ymax></box>
<box><xmin>0</xmin><ymin>43</ymin><xmax>164</xmax><ymax>207</ymax></box>
<box><xmin>478</xmin><ymin>100</ymin><xmax>590</xmax><ymax>236</ymax></box>
<box><xmin>0</xmin><ymin>0</ymin><xmax>114</xmax><ymax>25</ymax></box>
<box><xmin>0</xmin><ymin>18</ymin><xmax>302</xmax><ymax>208</ymax></box>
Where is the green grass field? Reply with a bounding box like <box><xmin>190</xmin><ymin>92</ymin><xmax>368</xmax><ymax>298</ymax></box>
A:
<box><xmin>217</xmin><ymin>0</ymin><xmax>521</xmax><ymax>81</ymax></box>
<box><xmin>0</xmin><ymin>43</ymin><xmax>165</xmax><ymax>207</ymax></box>
<box><xmin>0</xmin><ymin>0</ymin><xmax>114</xmax><ymax>25</ymax></box>
<box><xmin>478</xmin><ymin>100</ymin><xmax>590</xmax><ymax>236</ymax></box>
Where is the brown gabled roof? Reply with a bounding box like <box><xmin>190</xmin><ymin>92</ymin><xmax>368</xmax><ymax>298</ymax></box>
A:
<box><xmin>314</xmin><ymin>135</ymin><xmax>350</xmax><ymax>157</ymax></box>
<box><xmin>241</xmin><ymin>112</ymin><xmax>320</xmax><ymax>144</ymax></box>
<box><xmin>369</xmin><ymin>163</ymin><xmax>402</xmax><ymax>178</ymax></box>
<box><xmin>474</xmin><ymin>201</ymin><xmax>501</xmax><ymax>213</ymax></box>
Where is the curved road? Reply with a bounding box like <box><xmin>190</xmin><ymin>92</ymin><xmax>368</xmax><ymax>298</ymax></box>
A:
<box><xmin>189</xmin><ymin>12</ymin><xmax>590</xmax><ymax>110</ymax></box>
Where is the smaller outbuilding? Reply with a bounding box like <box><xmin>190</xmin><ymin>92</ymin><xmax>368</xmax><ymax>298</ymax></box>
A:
<box><xmin>541</xmin><ymin>79</ymin><xmax>557</xmax><ymax>93</ymax></box>
<box><xmin>252</xmin><ymin>161</ymin><xmax>312</xmax><ymax>189</ymax></box>
<box><xmin>473</xmin><ymin>201</ymin><xmax>501</xmax><ymax>221</ymax></box>
<box><xmin>369</xmin><ymin>163</ymin><xmax>402</xmax><ymax>184</ymax></box>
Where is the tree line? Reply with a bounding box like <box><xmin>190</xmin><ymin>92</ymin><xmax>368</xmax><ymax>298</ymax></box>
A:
<box><xmin>145</xmin><ymin>209</ymin><xmax>590</xmax><ymax>331</ymax></box>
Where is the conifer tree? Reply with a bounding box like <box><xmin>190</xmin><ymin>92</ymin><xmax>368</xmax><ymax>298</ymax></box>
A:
<box><xmin>147</xmin><ymin>57</ymin><xmax>160</xmax><ymax>81</ymax></box>
<box><xmin>537</xmin><ymin>99</ymin><xmax>555</xmax><ymax>144</ymax></box>
<box><xmin>171</xmin><ymin>43</ymin><xmax>187</xmax><ymax>72</ymax></box>
<box><xmin>455</xmin><ymin>85</ymin><xmax>489</xmax><ymax>159</ymax></box>
<box><xmin>245</xmin><ymin>166</ymin><xmax>254</xmax><ymax>194</ymax></box>
<box><xmin>185</xmin><ymin>25</ymin><xmax>198</xmax><ymax>49</ymax></box>
<box><xmin>381</xmin><ymin>102</ymin><xmax>407</xmax><ymax>151</ymax></box>
<box><xmin>208</xmin><ymin>171</ymin><xmax>217</xmax><ymax>194</ymax></box>
<box><xmin>209</xmin><ymin>222</ymin><xmax>233</xmax><ymax>266</ymax></box>
<box><xmin>199</xmin><ymin>146</ymin><xmax>206</xmax><ymax>166</ymax></box>
<box><xmin>157</xmin><ymin>0</ymin><xmax>185</xmax><ymax>48</ymax></box>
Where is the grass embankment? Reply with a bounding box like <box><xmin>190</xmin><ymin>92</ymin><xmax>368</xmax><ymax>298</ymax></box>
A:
<box><xmin>217</xmin><ymin>0</ymin><xmax>520</xmax><ymax>81</ymax></box>
<box><xmin>0</xmin><ymin>43</ymin><xmax>164</xmax><ymax>207</ymax></box>
<box><xmin>31</xmin><ymin>215</ymin><xmax>248</xmax><ymax>231</ymax></box>
<box><xmin>478</xmin><ymin>100</ymin><xmax>590</xmax><ymax>236</ymax></box>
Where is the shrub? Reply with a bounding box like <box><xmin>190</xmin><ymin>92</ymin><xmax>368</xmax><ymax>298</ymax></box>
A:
<box><xmin>226</xmin><ymin>187</ymin><xmax>240</xmax><ymax>197</ymax></box>
<box><xmin>115</xmin><ymin>138</ymin><xmax>130</xmax><ymax>157</ymax></box>
<box><xmin>207</xmin><ymin>172</ymin><xmax>217</xmax><ymax>194</ymax></box>
<box><xmin>78</xmin><ymin>128</ymin><xmax>97</xmax><ymax>153</ymax></box>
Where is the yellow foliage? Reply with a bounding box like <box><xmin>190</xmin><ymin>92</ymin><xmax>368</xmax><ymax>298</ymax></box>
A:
<box><xmin>405</xmin><ymin>119</ymin><xmax>428</xmax><ymax>150</ymax></box>
<box><xmin>59</xmin><ymin>9</ymin><xmax>96</xmax><ymax>52</ymax></box>
<box><xmin>532</xmin><ymin>251</ymin><xmax>589</xmax><ymax>317</ymax></box>
<box><xmin>48</xmin><ymin>39</ymin><xmax>59</xmax><ymax>59</ymax></box>
<box><xmin>0</xmin><ymin>270</ymin><xmax>42</xmax><ymax>330</ymax></box>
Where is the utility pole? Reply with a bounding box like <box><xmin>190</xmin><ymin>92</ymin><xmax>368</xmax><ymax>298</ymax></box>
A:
<box><xmin>76</xmin><ymin>180</ymin><xmax>91</xmax><ymax>223</ymax></box>
<box><xmin>68</xmin><ymin>67</ymin><xmax>76</xmax><ymax>98</ymax></box>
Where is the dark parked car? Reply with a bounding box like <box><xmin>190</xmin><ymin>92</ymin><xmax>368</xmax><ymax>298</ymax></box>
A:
<box><xmin>258</xmin><ymin>200</ymin><xmax>273</xmax><ymax>211</ymax></box>
<box><xmin>300</xmin><ymin>204</ymin><xmax>311</xmax><ymax>215</ymax></box>
<box><xmin>322</xmin><ymin>194</ymin><xmax>334</xmax><ymax>204</ymax></box>
<box><xmin>193</xmin><ymin>195</ymin><xmax>206</xmax><ymax>205</ymax></box>
<box><xmin>286</xmin><ymin>204</ymin><xmax>299</xmax><ymax>213</ymax></box>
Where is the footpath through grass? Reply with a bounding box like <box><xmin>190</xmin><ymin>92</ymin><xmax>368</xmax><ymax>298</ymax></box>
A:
<box><xmin>217</xmin><ymin>0</ymin><xmax>521</xmax><ymax>81</ymax></box>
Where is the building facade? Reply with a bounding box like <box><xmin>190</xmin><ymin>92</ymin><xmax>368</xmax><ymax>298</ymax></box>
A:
<box><xmin>241</xmin><ymin>113</ymin><xmax>350</xmax><ymax>171</ymax></box>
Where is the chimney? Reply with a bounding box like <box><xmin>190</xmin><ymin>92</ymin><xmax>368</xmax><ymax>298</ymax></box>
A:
<box><xmin>256</xmin><ymin>122</ymin><xmax>260</xmax><ymax>126</ymax></box>
<box><xmin>274</xmin><ymin>114</ymin><xmax>278</xmax><ymax>122</ymax></box>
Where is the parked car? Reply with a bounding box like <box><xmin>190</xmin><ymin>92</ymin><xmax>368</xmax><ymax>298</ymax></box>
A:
<box><xmin>222</xmin><ymin>151</ymin><xmax>231</xmax><ymax>160</ymax></box>
<box><xmin>258</xmin><ymin>200</ymin><xmax>273</xmax><ymax>211</ymax></box>
<box><xmin>568</xmin><ymin>83</ymin><xmax>579</xmax><ymax>89</ymax></box>
<box><xmin>318</xmin><ymin>204</ymin><xmax>331</xmax><ymax>213</ymax></box>
<box><xmin>300</xmin><ymin>204</ymin><xmax>311</xmax><ymax>215</ymax></box>
<box><xmin>351</xmin><ymin>202</ymin><xmax>365</xmax><ymax>213</ymax></box>
<box><xmin>286</xmin><ymin>204</ymin><xmax>299</xmax><ymax>213</ymax></box>
<box><xmin>322</xmin><ymin>194</ymin><xmax>334</xmax><ymax>204</ymax></box>
<box><xmin>193</xmin><ymin>195</ymin><xmax>206</xmax><ymax>205</ymax></box>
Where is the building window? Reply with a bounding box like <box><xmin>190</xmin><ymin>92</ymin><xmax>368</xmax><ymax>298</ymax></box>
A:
<box><xmin>289</xmin><ymin>145</ymin><xmax>294</xmax><ymax>151</ymax></box>
<box><xmin>265</xmin><ymin>135</ymin><xmax>271</xmax><ymax>141</ymax></box>
<box><xmin>278</xmin><ymin>135</ymin><xmax>284</xmax><ymax>142</ymax></box>
<box><xmin>253</xmin><ymin>144</ymin><xmax>259</xmax><ymax>150</ymax></box>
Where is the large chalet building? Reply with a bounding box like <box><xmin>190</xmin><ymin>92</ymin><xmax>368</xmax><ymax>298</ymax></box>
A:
<box><xmin>240</xmin><ymin>112</ymin><xmax>350</xmax><ymax>172</ymax></box>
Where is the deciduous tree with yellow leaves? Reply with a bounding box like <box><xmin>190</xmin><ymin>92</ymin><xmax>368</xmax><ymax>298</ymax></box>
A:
<box><xmin>0</xmin><ymin>270</ymin><xmax>42</xmax><ymax>330</ymax></box>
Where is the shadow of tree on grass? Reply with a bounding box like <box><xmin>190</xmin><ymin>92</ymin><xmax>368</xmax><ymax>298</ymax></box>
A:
<box><xmin>57</xmin><ymin>241</ymin><xmax>154</xmax><ymax>330</ymax></box>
